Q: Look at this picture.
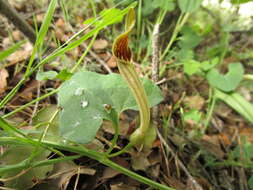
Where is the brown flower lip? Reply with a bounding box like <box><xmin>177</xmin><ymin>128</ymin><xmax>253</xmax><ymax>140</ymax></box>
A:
<box><xmin>113</xmin><ymin>34</ymin><xmax>132</xmax><ymax>62</ymax></box>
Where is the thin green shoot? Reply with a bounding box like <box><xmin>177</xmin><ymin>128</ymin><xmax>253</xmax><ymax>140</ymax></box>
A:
<box><xmin>161</xmin><ymin>12</ymin><xmax>190</xmax><ymax>60</ymax></box>
<box><xmin>0</xmin><ymin>40</ymin><xmax>26</xmax><ymax>62</ymax></box>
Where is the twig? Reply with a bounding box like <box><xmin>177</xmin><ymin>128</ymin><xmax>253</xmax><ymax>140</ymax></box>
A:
<box><xmin>0</xmin><ymin>0</ymin><xmax>36</xmax><ymax>43</ymax></box>
<box><xmin>156</xmin><ymin>129</ymin><xmax>203</xmax><ymax>190</ymax></box>
<box><xmin>151</xmin><ymin>23</ymin><xmax>160</xmax><ymax>122</ymax></box>
<box><xmin>29</xmin><ymin>81</ymin><xmax>41</xmax><ymax>125</ymax></box>
<box><xmin>83</xmin><ymin>43</ymin><xmax>112</xmax><ymax>73</ymax></box>
<box><xmin>74</xmin><ymin>166</ymin><xmax>81</xmax><ymax>190</ymax></box>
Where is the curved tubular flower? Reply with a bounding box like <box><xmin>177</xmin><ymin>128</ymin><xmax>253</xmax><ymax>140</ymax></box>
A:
<box><xmin>112</xmin><ymin>8</ymin><xmax>150</xmax><ymax>145</ymax></box>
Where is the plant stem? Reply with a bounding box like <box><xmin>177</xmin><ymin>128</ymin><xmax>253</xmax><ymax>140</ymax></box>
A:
<box><xmin>45</xmin><ymin>141</ymin><xmax>173</xmax><ymax>190</ymax></box>
<box><xmin>160</xmin><ymin>13</ymin><xmax>189</xmax><ymax>60</ymax></box>
<box><xmin>204</xmin><ymin>88</ymin><xmax>216</xmax><ymax>131</ymax></box>
<box><xmin>0</xmin><ymin>137</ymin><xmax>174</xmax><ymax>190</ymax></box>
<box><xmin>0</xmin><ymin>114</ymin><xmax>174</xmax><ymax>189</ymax></box>
<box><xmin>0</xmin><ymin>155</ymin><xmax>80</xmax><ymax>175</ymax></box>
<box><xmin>244</xmin><ymin>74</ymin><xmax>253</xmax><ymax>81</ymax></box>
<box><xmin>106</xmin><ymin>111</ymin><xmax>120</xmax><ymax>155</ymax></box>
<box><xmin>108</xmin><ymin>142</ymin><xmax>133</xmax><ymax>157</ymax></box>
<box><xmin>3</xmin><ymin>89</ymin><xmax>58</xmax><ymax>118</ymax></box>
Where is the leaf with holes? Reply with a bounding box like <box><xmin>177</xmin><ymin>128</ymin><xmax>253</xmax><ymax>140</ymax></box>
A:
<box><xmin>58</xmin><ymin>71</ymin><xmax>163</xmax><ymax>144</ymax></box>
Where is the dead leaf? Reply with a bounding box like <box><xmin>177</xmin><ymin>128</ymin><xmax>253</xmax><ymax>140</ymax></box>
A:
<box><xmin>19</xmin><ymin>80</ymin><xmax>39</xmax><ymax>101</ymax></box>
<box><xmin>92</xmin><ymin>39</ymin><xmax>108</xmax><ymax>50</ymax></box>
<box><xmin>184</xmin><ymin>95</ymin><xmax>205</xmax><ymax>110</ymax></box>
<box><xmin>84</xmin><ymin>139</ymin><xmax>104</xmax><ymax>152</ymax></box>
<box><xmin>48</xmin><ymin>161</ymin><xmax>96</xmax><ymax>190</ymax></box>
<box><xmin>186</xmin><ymin>177</ymin><xmax>203</xmax><ymax>190</ymax></box>
<box><xmin>148</xmin><ymin>150</ymin><xmax>162</xmax><ymax>165</ymax></box>
<box><xmin>162</xmin><ymin>173</ymin><xmax>186</xmax><ymax>190</ymax></box>
<box><xmin>12</xmin><ymin>30</ymin><xmax>22</xmax><ymax>41</ymax></box>
<box><xmin>0</xmin><ymin>68</ymin><xmax>9</xmax><ymax>94</ymax></box>
<box><xmin>110</xmin><ymin>183</ymin><xmax>137</xmax><ymax>190</ymax></box>
<box><xmin>148</xmin><ymin>164</ymin><xmax>160</xmax><ymax>178</ymax></box>
<box><xmin>36</xmin><ymin>13</ymin><xmax>45</xmax><ymax>23</ymax></box>
<box><xmin>102</xmin><ymin>157</ymin><xmax>129</xmax><ymax>180</ymax></box>
<box><xmin>102</xmin><ymin>120</ymin><xmax>129</xmax><ymax>136</ymax></box>
<box><xmin>200</xmin><ymin>135</ymin><xmax>224</xmax><ymax>159</ymax></box>
<box><xmin>239</xmin><ymin>127</ymin><xmax>253</xmax><ymax>143</ymax></box>
<box><xmin>219</xmin><ymin>133</ymin><xmax>232</xmax><ymax>146</ymax></box>
<box><xmin>107</xmin><ymin>56</ymin><xmax>117</xmax><ymax>68</ymax></box>
<box><xmin>2</xmin><ymin>37</ymin><xmax>11</xmax><ymax>48</ymax></box>
<box><xmin>55</xmin><ymin>18</ymin><xmax>65</xmax><ymax>28</ymax></box>
<box><xmin>6</xmin><ymin>42</ymin><xmax>32</xmax><ymax>64</ymax></box>
<box><xmin>98</xmin><ymin>52</ymin><xmax>110</xmax><ymax>61</ymax></box>
<box><xmin>131</xmin><ymin>151</ymin><xmax>150</xmax><ymax>171</ymax></box>
<box><xmin>102</xmin><ymin>167</ymin><xmax>120</xmax><ymax>180</ymax></box>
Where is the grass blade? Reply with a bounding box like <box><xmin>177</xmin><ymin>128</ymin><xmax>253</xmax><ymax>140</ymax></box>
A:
<box><xmin>215</xmin><ymin>89</ymin><xmax>253</xmax><ymax>123</ymax></box>
<box><xmin>0</xmin><ymin>40</ymin><xmax>26</xmax><ymax>61</ymax></box>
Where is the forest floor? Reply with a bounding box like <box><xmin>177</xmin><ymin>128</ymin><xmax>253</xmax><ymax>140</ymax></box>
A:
<box><xmin>1</xmin><ymin>0</ymin><xmax>253</xmax><ymax>190</ymax></box>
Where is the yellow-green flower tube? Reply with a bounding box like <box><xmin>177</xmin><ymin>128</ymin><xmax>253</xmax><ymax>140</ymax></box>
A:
<box><xmin>112</xmin><ymin>8</ymin><xmax>150</xmax><ymax>145</ymax></box>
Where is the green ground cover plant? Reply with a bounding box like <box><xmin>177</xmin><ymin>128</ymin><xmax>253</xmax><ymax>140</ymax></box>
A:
<box><xmin>1</xmin><ymin>0</ymin><xmax>253</xmax><ymax>189</ymax></box>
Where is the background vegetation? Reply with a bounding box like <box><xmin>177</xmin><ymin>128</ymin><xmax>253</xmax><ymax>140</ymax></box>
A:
<box><xmin>0</xmin><ymin>0</ymin><xmax>253</xmax><ymax>189</ymax></box>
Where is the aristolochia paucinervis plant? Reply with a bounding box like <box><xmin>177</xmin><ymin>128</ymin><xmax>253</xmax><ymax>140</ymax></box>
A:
<box><xmin>112</xmin><ymin>8</ymin><xmax>155</xmax><ymax>148</ymax></box>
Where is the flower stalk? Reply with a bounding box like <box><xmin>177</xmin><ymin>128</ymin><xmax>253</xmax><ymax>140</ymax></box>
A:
<box><xmin>112</xmin><ymin>8</ymin><xmax>150</xmax><ymax>145</ymax></box>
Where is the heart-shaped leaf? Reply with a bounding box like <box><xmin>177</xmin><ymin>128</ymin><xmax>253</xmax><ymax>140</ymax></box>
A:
<box><xmin>0</xmin><ymin>145</ymin><xmax>52</xmax><ymax>189</ymax></box>
<box><xmin>58</xmin><ymin>71</ymin><xmax>163</xmax><ymax>144</ymax></box>
<box><xmin>207</xmin><ymin>62</ymin><xmax>244</xmax><ymax>92</ymax></box>
<box><xmin>183</xmin><ymin>59</ymin><xmax>201</xmax><ymax>76</ymax></box>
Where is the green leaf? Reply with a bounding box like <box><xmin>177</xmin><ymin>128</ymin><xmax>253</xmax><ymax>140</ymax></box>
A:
<box><xmin>156</xmin><ymin>0</ymin><xmax>175</xmax><ymax>12</ymax></box>
<box><xmin>125</xmin><ymin>8</ymin><xmax>136</xmax><ymax>32</ymax></box>
<box><xmin>56</xmin><ymin>69</ymin><xmax>73</xmax><ymax>81</ymax></box>
<box><xmin>183</xmin><ymin>60</ymin><xmax>201</xmax><ymax>75</ymax></box>
<box><xmin>248</xmin><ymin>175</ymin><xmax>253</xmax><ymax>189</ymax></box>
<box><xmin>207</xmin><ymin>63</ymin><xmax>244</xmax><ymax>92</ymax></box>
<box><xmin>83</xmin><ymin>17</ymin><xmax>96</xmax><ymax>25</ymax></box>
<box><xmin>143</xmin><ymin>0</ymin><xmax>175</xmax><ymax>16</ymax></box>
<box><xmin>35</xmin><ymin>0</ymin><xmax>57</xmax><ymax>48</ymax></box>
<box><xmin>32</xmin><ymin>2</ymin><xmax>137</xmax><ymax>73</ymax></box>
<box><xmin>0</xmin><ymin>145</ymin><xmax>52</xmax><ymax>190</ymax></box>
<box><xmin>177</xmin><ymin>49</ymin><xmax>194</xmax><ymax>61</ymax></box>
<box><xmin>232</xmin><ymin>137</ymin><xmax>253</xmax><ymax>161</ymax></box>
<box><xmin>215</xmin><ymin>90</ymin><xmax>253</xmax><ymax>123</ymax></box>
<box><xmin>58</xmin><ymin>71</ymin><xmax>163</xmax><ymax>144</ymax></box>
<box><xmin>178</xmin><ymin>0</ymin><xmax>203</xmax><ymax>13</ymax></box>
<box><xmin>32</xmin><ymin>105</ymin><xmax>60</xmax><ymax>142</ymax></box>
<box><xmin>36</xmin><ymin>71</ymin><xmax>58</xmax><ymax>81</ymax></box>
<box><xmin>200</xmin><ymin>57</ymin><xmax>219</xmax><ymax>71</ymax></box>
<box><xmin>100</xmin><ymin>8</ymin><xmax>124</xmax><ymax>25</ymax></box>
<box><xmin>84</xmin><ymin>2</ymin><xmax>137</xmax><ymax>27</ymax></box>
<box><xmin>0</xmin><ymin>40</ymin><xmax>26</xmax><ymax>62</ymax></box>
<box><xmin>183</xmin><ymin>109</ymin><xmax>202</xmax><ymax>124</ymax></box>
<box><xmin>179</xmin><ymin>27</ymin><xmax>202</xmax><ymax>50</ymax></box>
<box><xmin>231</xmin><ymin>0</ymin><xmax>253</xmax><ymax>4</ymax></box>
